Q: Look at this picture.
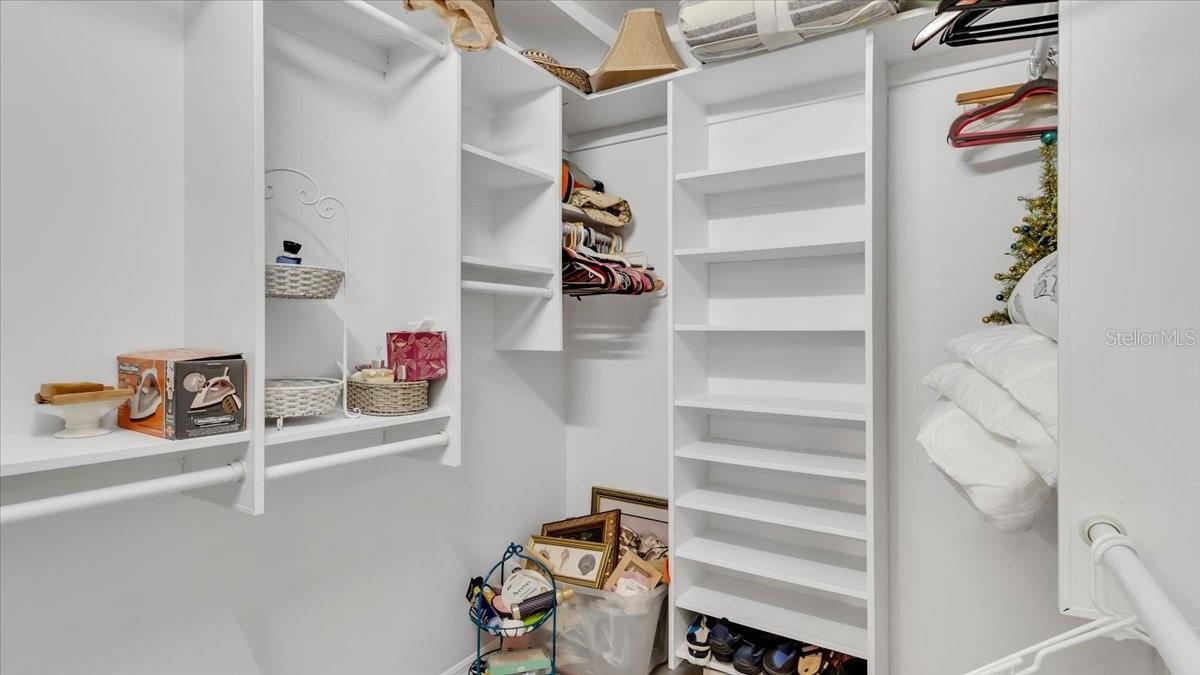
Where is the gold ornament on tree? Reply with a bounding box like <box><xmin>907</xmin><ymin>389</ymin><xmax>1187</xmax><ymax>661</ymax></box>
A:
<box><xmin>983</xmin><ymin>134</ymin><xmax>1058</xmax><ymax>324</ymax></box>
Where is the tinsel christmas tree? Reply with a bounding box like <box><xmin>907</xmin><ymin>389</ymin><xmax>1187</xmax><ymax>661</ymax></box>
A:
<box><xmin>983</xmin><ymin>132</ymin><xmax>1058</xmax><ymax>324</ymax></box>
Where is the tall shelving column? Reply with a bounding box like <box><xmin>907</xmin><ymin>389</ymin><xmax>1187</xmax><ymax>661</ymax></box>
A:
<box><xmin>458</xmin><ymin>45</ymin><xmax>563</xmax><ymax>352</ymax></box>
<box><xmin>667</xmin><ymin>31</ymin><xmax>888</xmax><ymax>672</ymax></box>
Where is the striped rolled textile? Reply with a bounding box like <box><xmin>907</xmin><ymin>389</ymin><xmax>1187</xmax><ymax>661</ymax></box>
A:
<box><xmin>679</xmin><ymin>0</ymin><xmax>900</xmax><ymax>63</ymax></box>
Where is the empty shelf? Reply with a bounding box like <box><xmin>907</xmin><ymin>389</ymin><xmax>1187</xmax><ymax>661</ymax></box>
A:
<box><xmin>674</xmin><ymin>149</ymin><xmax>865</xmax><ymax>195</ymax></box>
<box><xmin>675</xmin><ymin>533</ymin><xmax>868</xmax><ymax>599</ymax></box>
<box><xmin>676</xmin><ymin>441</ymin><xmax>866</xmax><ymax>480</ymax></box>
<box><xmin>674</xmin><ymin>240</ymin><xmax>865</xmax><ymax>264</ymax></box>
<box><xmin>265</xmin><ymin>408</ymin><xmax>451</xmax><ymax>447</ymax></box>
<box><xmin>676</xmin><ymin>486</ymin><xmax>867</xmax><ymax>540</ymax></box>
<box><xmin>461</xmin><ymin>143</ymin><xmax>555</xmax><ymax>190</ymax></box>
<box><xmin>461</xmin><ymin>280</ymin><xmax>553</xmax><ymax>299</ymax></box>
<box><xmin>674</xmin><ymin>393</ymin><xmax>866</xmax><ymax>422</ymax></box>
<box><xmin>461</xmin><ymin>256</ymin><xmax>555</xmax><ymax>276</ymax></box>
<box><xmin>676</xmin><ymin>583</ymin><xmax>868</xmax><ymax>659</ymax></box>
<box><xmin>675</xmin><ymin>323</ymin><xmax>864</xmax><ymax>333</ymax></box>
<box><xmin>1</xmin><ymin>429</ymin><xmax>251</xmax><ymax>477</ymax></box>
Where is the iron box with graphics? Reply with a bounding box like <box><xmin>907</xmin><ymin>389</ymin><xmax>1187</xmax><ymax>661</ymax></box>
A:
<box><xmin>117</xmin><ymin>349</ymin><xmax>246</xmax><ymax>440</ymax></box>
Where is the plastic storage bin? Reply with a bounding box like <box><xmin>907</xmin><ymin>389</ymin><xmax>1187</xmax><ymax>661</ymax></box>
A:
<box><xmin>534</xmin><ymin>584</ymin><xmax>667</xmax><ymax>675</ymax></box>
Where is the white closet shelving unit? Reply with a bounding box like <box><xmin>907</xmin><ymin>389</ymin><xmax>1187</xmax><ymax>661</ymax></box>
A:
<box><xmin>261</xmin><ymin>0</ymin><xmax>460</xmax><ymax>465</ymax></box>
<box><xmin>666</xmin><ymin>29</ymin><xmax>888</xmax><ymax>670</ymax></box>
<box><xmin>459</xmin><ymin>43</ymin><xmax>563</xmax><ymax>351</ymax></box>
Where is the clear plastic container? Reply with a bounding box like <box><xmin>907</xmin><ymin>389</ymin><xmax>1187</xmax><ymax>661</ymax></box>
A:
<box><xmin>533</xmin><ymin>584</ymin><xmax>668</xmax><ymax>675</ymax></box>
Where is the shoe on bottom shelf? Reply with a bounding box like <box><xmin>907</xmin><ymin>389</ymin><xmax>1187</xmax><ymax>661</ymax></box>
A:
<box><xmin>732</xmin><ymin>632</ymin><xmax>767</xmax><ymax>674</ymax></box>
<box><xmin>685</xmin><ymin>614</ymin><xmax>713</xmax><ymax>664</ymax></box>
<box><xmin>798</xmin><ymin>643</ymin><xmax>831</xmax><ymax>675</ymax></box>
<box><xmin>709</xmin><ymin>618</ymin><xmax>746</xmax><ymax>664</ymax></box>
<box><xmin>762</xmin><ymin>640</ymin><xmax>800</xmax><ymax>675</ymax></box>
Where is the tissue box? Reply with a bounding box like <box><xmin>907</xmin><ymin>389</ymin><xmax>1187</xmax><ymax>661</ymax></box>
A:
<box><xmin>117</xmin><ymin>349</ymin><xmax>245</xmax><ymax>440</ymax></box>
<box><xmin>386</xmin><ymin>332</ymin><xmax>447</xmax><ymax>381</ymax></box>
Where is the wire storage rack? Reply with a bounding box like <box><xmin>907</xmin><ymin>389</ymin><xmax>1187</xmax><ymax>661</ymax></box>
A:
<box><xmin>468</xmin><ymin>543</ymin><xmax>559</xmax><ymax>674</ymax></box>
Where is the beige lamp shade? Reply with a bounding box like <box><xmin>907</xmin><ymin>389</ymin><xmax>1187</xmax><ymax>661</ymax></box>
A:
<box><xmin>591</xmin><ymin>9</ymin><xmax>686</xmax><ymax>92</ymax></box>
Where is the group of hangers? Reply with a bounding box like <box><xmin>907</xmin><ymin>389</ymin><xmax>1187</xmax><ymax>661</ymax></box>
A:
<box><xmin>562</xmin><ymin>222</ymin><xmax>665</xmax><ymax>299</ymax></box>
<box><xmin>914</xmin><ymin>0</ymin><xmax>1057</xmax><ymax>51</ymax></box>
<box><xmin>563</xmin><ymin>222</ymin><xmax>624</xmax><ymax>256</ymax></box>
<box><xmin>920</xmin><ymin>0</ymin><xmax>1059</xmax><ymax>148</ymax></box>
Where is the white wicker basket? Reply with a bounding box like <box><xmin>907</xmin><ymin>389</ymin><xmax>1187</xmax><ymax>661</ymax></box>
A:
<box><xmin>264</xmin><ymin>377</ymin><xmax>342</xmax><ymax>422</ymax></box>
<box><xmin>265</xmin><ymin>263</ymin><xmax>345</xmax><ymax>299</ymax></box>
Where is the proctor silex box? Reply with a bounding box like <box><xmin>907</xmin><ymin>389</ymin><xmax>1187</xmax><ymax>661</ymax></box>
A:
<box><xmin>117</xmin><ymin>349</ymin><xmax>246</xmax><ymax>440</ymax></box>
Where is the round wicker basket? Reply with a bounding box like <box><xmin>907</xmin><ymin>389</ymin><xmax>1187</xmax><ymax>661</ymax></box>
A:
<box><xmin>264</xmin><ymin>377</ymin><xmax>342</xmax><ymax>420</ymax></box>
<box><xmin>346</xmin><ymin>379</ymin><xmax>429</xmax><ymax>416</ymax></box>
<box><xmin>265</xmin><ymin>263</ymin><xmax>345</xmax><ymax>299</ymax></box>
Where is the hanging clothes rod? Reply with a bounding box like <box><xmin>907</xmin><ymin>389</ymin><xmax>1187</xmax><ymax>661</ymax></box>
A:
<box><xmin>968</xmin><ymin>517</ymin><xmax>1200</xmax><ymax>675</ymax></box>
<box><xmin>340</xmin><ymin>0</ymin><xmax>450</xmax><ymax>59</ymax></box>
<box><xmin>0</xmin><ymin>432</ymin><xmax>451</xmax><ymax>525</ymax></box>
<box><xmin>264</xmin><ymin>432</ymin><xmax>448</xmax><ymax>480</ymax></box>
<box><xmin>0</xmin><ymin>461</ymin><xmax>246</xmax><ymax>525</ymax></box>
<box><xmin>462</xmin><ymin>280</ymin><xmax>554</xmax><ymax>299</ymax></box>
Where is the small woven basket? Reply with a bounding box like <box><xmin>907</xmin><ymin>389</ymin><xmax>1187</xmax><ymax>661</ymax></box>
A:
<box><xmin>265</xmin><ymin>377</ymin><xmax>342</xmax><ymax>420</ymax></box>
<box><xmin>265</xmin><ymin>263</ymin><xmax>345</xmax><ymax>299</ymax></box>
<box><xmin>346</xmin><ymin>379</ymin><xmax>429</xmax><ymax>416</ymax></box>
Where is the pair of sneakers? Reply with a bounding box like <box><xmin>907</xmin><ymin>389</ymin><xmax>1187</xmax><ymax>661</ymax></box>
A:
<box><xmin>685</xmin><ymin>615</ymin><xmax>766</xmax><ymax>673</ymax></box>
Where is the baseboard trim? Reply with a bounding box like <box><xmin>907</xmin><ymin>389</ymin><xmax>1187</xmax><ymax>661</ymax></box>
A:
<box><xmin>440</xmin><ymin>650</ymin><xmax>479</xmax><ymax>675</ymax></box>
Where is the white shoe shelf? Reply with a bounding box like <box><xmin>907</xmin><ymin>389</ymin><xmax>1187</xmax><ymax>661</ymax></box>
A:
<box><xmin>666</xmin><ymin>26</ymin><xmax>888</xmax><ymax>672</ymax></box>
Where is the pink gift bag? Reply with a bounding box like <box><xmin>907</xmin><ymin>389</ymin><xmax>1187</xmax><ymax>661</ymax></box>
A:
<box><xmin>386</xmin><ymin>332</ymin><xmax>448</xmax><ymax>381</ymax></box>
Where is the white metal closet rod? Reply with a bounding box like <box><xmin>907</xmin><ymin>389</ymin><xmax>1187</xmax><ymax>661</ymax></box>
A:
<box><xmin>0</xmin><ymin>461</ymin><xmax>246</xmax><ymax>525</ymax></box>
<box><xmin>462</xmin><ymin>280</ymin><xmax>554</xmax><ymax>299</ymax></box>
<box><xmin>1087</xmin><ymin>521</ymin><xmax>1200</xmax><ymax>675</ymax></box>
<box><xmin>0</xmin><ymin>432</ymin><xmax>450</xmax><ymax>525</ymax></box>
<box><xmin>340</xmin><ymin>0</ymin><xmax>449</xmax><ymax>58</ymax></box>
<box><xmin>264</xmin><ymin>432</ymin><xmax>448</xmax><ymax>480</ymax></box>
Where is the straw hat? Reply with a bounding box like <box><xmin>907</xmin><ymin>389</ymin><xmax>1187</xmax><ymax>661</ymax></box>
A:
<box><xmin>521</xmin><ymin>49</ymin><xmax>593</xmax><ymax>94</ymax></box>
<box><xmin>591</xmin><ymin>9</ymin><xmax>686</xmax><ymax>92</ymax></box>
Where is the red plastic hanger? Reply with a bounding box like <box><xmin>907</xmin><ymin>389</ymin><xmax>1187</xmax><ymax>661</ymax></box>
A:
<box><xmin>947</xmin><ymin>77</ymin><xmax>1057</xmax><ymax>148</ymax></box>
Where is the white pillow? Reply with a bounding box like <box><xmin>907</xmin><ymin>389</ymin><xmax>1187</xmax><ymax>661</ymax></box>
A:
<box><xmin>923</xmin><ymin>362</ymin><xmax>1058</xmax><ymax>486</ymax></box>
<box><xmin>1008</xmin><ymin>251</ymin><xmax>1059</xmax><ymax>342</ymax></box>
<box><xmin>917</xmin><ymin>398</ymin><xmax>1051</xmax><ymax>532</ymax></box>
<box><xmin>945</xmin><ymin>325</ymin><xmax>1058</xmax><ymax>440</ymax></box>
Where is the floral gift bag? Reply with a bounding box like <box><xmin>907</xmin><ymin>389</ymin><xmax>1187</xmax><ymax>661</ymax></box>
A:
<box><xmin>386</xmin><ymin>331</ymin><xmax>448</xmax><ymax>381</ymax></box>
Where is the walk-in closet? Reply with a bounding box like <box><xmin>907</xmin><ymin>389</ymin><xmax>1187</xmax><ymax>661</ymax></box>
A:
<box><xmin>1</xmin><ymin>2</ymin><xmax>1197</xmax><ymax>675</ymax></box>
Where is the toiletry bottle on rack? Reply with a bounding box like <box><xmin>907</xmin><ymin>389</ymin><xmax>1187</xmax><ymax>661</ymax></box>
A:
<box><xmin>275</xmin><ymin>240</ymin><xmax>302</xmax><ymax>265</ymax></box>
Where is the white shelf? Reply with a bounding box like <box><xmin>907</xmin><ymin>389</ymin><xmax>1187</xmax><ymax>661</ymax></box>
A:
<box><xmin>674</xmin><ymin>240</ymin><xmax>865</xmax><ymax>264</ymax></box>
<box><xmin>675</xmin><ymin>150</ymin><xmax>865</xmax><ymax>195</ymax></box>
<box><xmin>461</xmin><ymin>256</ymin><xmax>555</xmax><ymax>277</ymax></box>
<box><xmin>265</xmin><ymin>408</ymin><xmax>451</xmax><ymax>447</ymax></box>
<box><xmin>676</xmin><ymin>486</ymin><xmax>867</xmax><ymax>540</ymax></box>
<box><xmin>561</xmin><ymin>203</ymin><xmax>624</xmax><ymax>229</ymax></box>
<box><xmin>461</xmin><ymin>143</ymin><xmax>555</xmax><ymax>190</ymax></box>
<box><xmin>675</xmin><ymin>532</ymin><xmax>868</xmax><ymax>599</ymax></box>
<box><xmin>676</xmin><ymin>441</ymin><xmax>866</xmax><ymax>481</ymax></box>
<box><xmin>674</xmin><ymin>393</ymin><xmax>866</xmax><ymax>422</ymax></box>
<box><xmin>1</xmin><ymin>429</ymin><xmax>252</xmax><ymax>478</ymax></box>
<box><xmin>676</xmin><ymin>583</ymin><xmax>868</xmax><ymax>659</ymax></box>
<box><xmin>675</xmin><ymin>323</ymin><xmax>864</xmax><ymax>333</ymax></box>
<box><xmin>461</xmin><ymin>280</ymin><xmax>554</xmax><ymax>300</ymax></box>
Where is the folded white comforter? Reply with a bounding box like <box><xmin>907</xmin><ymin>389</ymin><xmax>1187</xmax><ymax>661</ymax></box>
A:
<box><xmin>917</xmin><ymin>325</ymin><xmax>1059</xmax><ymax>532</ymax></box>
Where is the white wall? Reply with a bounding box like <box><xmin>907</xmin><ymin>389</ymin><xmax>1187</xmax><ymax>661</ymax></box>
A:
<box><xmin>0</xmin><ymin>300</ymin><xmax>565</xmax><ymax>675</ymax></box>
<box><xmin>563</xmin><ymin>134</ymin><xmax>671</xmax><ymax>514</ymax></box>
<box><xmin>886</xmin><ymin>59</ymin><xmax>1154</xmax><ymax>674</ymax></box>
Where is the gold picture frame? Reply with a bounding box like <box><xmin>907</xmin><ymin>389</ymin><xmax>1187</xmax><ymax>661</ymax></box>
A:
<box><xmin>540</xmin><ymin>509</ymin><xmax>621</xmax><ymax>582</ymax></box>
<box><xmin>591</xmin><ymin>486</ymin><xmax>669</xmax><ymax>559</ymax></box>
<box><xmin>525</xmin><ymin>535</ymin><xmax>613</xmax><ymax>589</ymax></box>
